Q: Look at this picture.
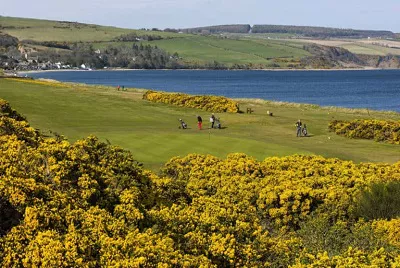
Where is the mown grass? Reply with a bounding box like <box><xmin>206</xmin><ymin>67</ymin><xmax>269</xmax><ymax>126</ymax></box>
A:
<box><xmin>1</xmin><ymin>78</ymin><xmax>399</xmax><ymax>171</ymax></box>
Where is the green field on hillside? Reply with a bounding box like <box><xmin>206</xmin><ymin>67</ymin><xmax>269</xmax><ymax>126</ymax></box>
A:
<box><xmin>0</xmin><ymin>16</ymin><xmax>185</xmax><ymax>42</ymax></box>
<box><xmin>139</xmin><ymin>36</ymin><xmax>310</xmax><ymax>65</ymax></box>
<box><xmin>289</xmin><ymin>38</ymin><xmax>400</xmax><ymax>56</ymax></box>
<box><xmin>340</xmin><ymin>43</ymin><xmax>400</xmax><ymax>56</ymax></box>
<box><xmin>1</xmin><ymin>78</ymin><xmax>399</xmax><ymax>171</ymax></box>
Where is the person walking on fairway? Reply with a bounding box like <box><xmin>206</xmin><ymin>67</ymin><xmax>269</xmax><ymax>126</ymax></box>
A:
<box><xmin>197</xmin><ymin>115</ymin><xmax>203</xmax><ymax>130</ymax></box>
<box><xmin>295</xmin><ymin>119</ymin><xmax>302</xmax><ymax>137</ymax></box>
<box><xmin>210</xmin><ymin>113</ymin><xmax>216</xmax><ymax>129</ymax></box>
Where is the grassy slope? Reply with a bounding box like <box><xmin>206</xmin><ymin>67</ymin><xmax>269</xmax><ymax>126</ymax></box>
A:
<box><xmin>91</xmin><ymin>36</ymin><xmax>310</xmax><ymax>66</ymax></box>
<box><xmin>1</xmin><ymin>16</ymin><xmax>311</xmax><ymax>66</ymax></box>
<box><xmin>0</xmin><ymin>16</ymin><xmax>185</xmax><ymax>42</ymax></box>
<box><xmin>140</xmin><ymin>36</ymin><xmax>310</xmax><ymax>65</ymax></box>
<box><xmin>1</xmin><ymin>78</ymin><xmax>399</xmax><ymax>171</ymax></box>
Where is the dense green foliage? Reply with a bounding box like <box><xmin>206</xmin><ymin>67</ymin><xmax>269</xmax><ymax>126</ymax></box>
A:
<box><xmin>114</xmin><ymin>32</ymin><xmax>164</xmax><ymax>42</ymax></box>
<box><xmin>181</xmin><ymin>24</ymin><xmax>251</xmax><ymax>34</ymax></box>
<box><xmin>22</xmin><ymin>40</ymin><xmax>71</xmax><ymax>50</ymax></box>
<box><xmin>329</xmin><ymin>119</ymin><xmax>400</xmax><ymax>144</ymax></box>
<box><xmin>355</xmin><ymin>181</ymin><xmax>400</xmax><ymax>221</ymax></box>
<box><xmin>0</xmin><ymin>33</ymin><xmax>18</xmax><ymax>48</ymax></box>
<box><xmin>252</xmin><ymin>25</ymin><xmax>395</xmax><ymax>38</ymax></box>
<box><xmin>29</xmin><ymin>43</ymin><xmax>182</xmax><ymax>69</ymax></box>
<box><xmin>143</xmin><ymin>90</ymin><xmax>239</xmax><ymax>112</ymax></box>
<box><xmin>103</xmin><ymin>44</ymin><xmax>181</xmax><ymax>69</ymax></box>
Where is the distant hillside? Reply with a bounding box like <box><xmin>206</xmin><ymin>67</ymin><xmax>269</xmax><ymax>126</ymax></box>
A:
<box><xmin>252</xmin><ymin>24</ymin><xmax>395</xmax><ymax>38</ymax></box>
<box><xmin>0</xmin><ymin>16</ymin><xmax>184</xmax><ymax>42</ymax></box>
<box><xmin>180</xmin><ymin>24</ymin><xmax>395</xmax><ymax>39</ymax></box>
<box><xmin>180</xmin><ymin>24</ymin><xmax>251</xmax><ymax>34</ymax></box>
<box><xmin>1</xmin><ymin>16</ymin><xmax>399</xmax><ymax>70</ymax></box>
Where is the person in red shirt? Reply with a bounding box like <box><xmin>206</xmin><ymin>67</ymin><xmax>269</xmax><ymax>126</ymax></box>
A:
<box><xmin>197</xmin><ymin>115</ymin><xmax>203</xmax><ymax>130</ymax></box>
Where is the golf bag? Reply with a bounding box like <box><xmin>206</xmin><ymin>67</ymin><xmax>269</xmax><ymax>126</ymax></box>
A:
<box><xmin>215</xmin><ymin>118</ymin><xmax>221</xmax><ymax>129</ymax></box>
<box><xmin>179</xmin><ymin>119</ymin><xmax>187</xmax><ymax>129</ymax></box>
<box><xmin>302</xmin><ymin>125</ymin><xmax>307</xmax><ymax>136</ymax></box>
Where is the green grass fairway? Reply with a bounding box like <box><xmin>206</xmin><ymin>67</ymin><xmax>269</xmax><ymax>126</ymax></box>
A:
<box><xmin>1</xmin><ymin>78</ymin><xmax>399</xmax><ymax>171</ymax></box>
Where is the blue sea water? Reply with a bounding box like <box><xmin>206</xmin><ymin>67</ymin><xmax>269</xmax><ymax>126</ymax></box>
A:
<box><xmin>27</xmin><ymin>69</ymin><xmax>400</xmax><ymax>112</ymax></box>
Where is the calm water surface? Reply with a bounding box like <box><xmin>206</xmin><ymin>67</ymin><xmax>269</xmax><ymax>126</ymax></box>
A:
<box><xmin>28</xmin><ymin>70</ymin><xmax>400</xmax><ymax>112</ymax></box>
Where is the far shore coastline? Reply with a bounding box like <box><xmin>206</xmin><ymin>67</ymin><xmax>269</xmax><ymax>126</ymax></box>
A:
<box><xmin>16</xmin><ymin>66</ymin><xmax>399</xmax><ymax>75</ymax></box>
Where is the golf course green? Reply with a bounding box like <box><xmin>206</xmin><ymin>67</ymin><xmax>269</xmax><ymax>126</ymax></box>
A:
<box><xmin>1</xmin><ymin>77</ymin><xmax>399</xmax><ymax>171</ymax></box>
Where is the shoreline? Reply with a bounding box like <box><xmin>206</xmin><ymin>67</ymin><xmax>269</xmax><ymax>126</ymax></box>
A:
<box><xmin>16</xmin><ymin>66</ymin><xmax>399</xmax><ymax>75</ymax></box>
<box><xmin>5</xmin><ymin>75</ymin><xmax>399</xmax><ymax>115</ymax></box>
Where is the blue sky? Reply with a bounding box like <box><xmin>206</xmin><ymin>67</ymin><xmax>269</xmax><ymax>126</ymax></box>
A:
<box><xmin>2</xmin><ymin>0</ymin><xmax>400</xmax><ymax>32</ymax></box>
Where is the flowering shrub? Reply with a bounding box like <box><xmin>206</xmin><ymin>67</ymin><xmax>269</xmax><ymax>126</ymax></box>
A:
<box><xmin>143</xmin><ymin>90</ymin><xmax>239</xmax><ymax>113</ymax></box>
<box><xmin>1</xmin><ymin>98</ymin><xmax>400</xmax><ymax>266</ymax></box>
<box><xmin>372</xmin><ymin>219</ymin><xmax>400</xmax><ymax>248</ymax></box>
<box><xmin>5</xmin><ymin>78</ymin><xmax>67</xmax><ymax>88</ymax></box>
<box><xmin>329</xmin><ymin>119</ymin><xmax>400</xmax><ymax>144</ymax></box>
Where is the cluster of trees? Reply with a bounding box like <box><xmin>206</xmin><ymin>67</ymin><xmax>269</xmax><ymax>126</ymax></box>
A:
<box><xmin>31</xmin><ymin>43</ymin><xmax>105</xmax><ymax>68</ymax></box>
<box><xmin>181</xmin><ymin>24</ymin><xmax>251</xmax><ymax>34</ymax></box>
<box><xmin>1</xmin><ymin>97</ymin><xmax>400</xmax><ymax>266</ymax></box>
<box><xmin>0</xmin><ymin>33</ymin><xmax>18</xmax><ymax>48</ymax></box>
<box><xmin>113</xmin><ymin>32</ymin><xmax>164</xmax><ymax>42</ymax></box>
<box><xmin>178</xmin><ymin>24</ymin><xmax>394</xmax><ymax>38</ymax></box>
<box><xmin>103</xmin><ymin>43</ymin><xmax>181</xmax><ymax>69</ymax></box>
<box><xmin>29</xmin><ymin>43</ymin><xmax>181</xmax><ymax>69</ymax></box>
<box><xmin>252</xmin><ymin>24</ymin><xmax>395</xmax><ymax>38</ymax></box>
<box><xmin>21</xmin><ymin>40</ymin><xmax>71</xmax><ymax>50</ymax></box>
<box><xmin>39</xmin><ymin>43</ymin><xmax>250</xmax><ymax>70</ymax></box>
<box><xmin>0</xmin><ymin>35</ymin><xmax>20</xmax><ymax>69</ymax></box>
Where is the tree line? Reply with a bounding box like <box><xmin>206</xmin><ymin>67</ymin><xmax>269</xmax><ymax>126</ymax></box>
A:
<box><xmin>34</xmin><ymin>43</ymin><xmax>182</xmax><ymax>69</ymax></box>
<box><xmin>180</xmin><ymin>24</ymin><xmax>251</xmax><ymax>34</ymax></box>
<box><xmin>252</xmin><ymin>24</ymin><xmax>395</xmax><ymax>38</ymax></box>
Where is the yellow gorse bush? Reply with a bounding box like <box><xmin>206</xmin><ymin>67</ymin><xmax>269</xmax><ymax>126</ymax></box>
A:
<box><xmin>5</xmin><ymin>77</ymin><xmax>67</xmax><ymax>88</ymax></box>
<box><xmin>1</xmin><ymin>98</ymin><xmax>400</xmax><ymax>267</ymax></box>
<box><xmin>372</xmin><ymin>219</ymin><xmax>400</xmax><ymax>248</ymax></box>
<box><xmin>143</xmin><ymin>90</ymin><xmax>239</xmax><ymax>113</ymax></box>
<box><xmin>329</xmin><ymin>119</ymin><xmax>400</xmax><ymax>144</ymax></box>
